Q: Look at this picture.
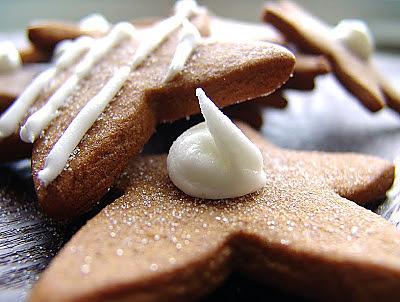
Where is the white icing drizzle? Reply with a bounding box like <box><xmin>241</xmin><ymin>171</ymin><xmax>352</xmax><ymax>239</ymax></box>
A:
<box><xmin>130</xmin><ymin>15</ymin><xmax>183</xmax><ymax>69</ymax></box>
<box><xmin>0</xmin><ymin>40</ymin><xmax>22</xmax><ymax>73</ymax></box>
<box><xmin>174</xmin><ymin>0</ymin><xmax>204</xmax><ymax>18</ymax></box>
<box><xmin>0</xmin><ymin>36</ymin><xmax>92</xmax><ymax>141</ymax></box>
<box><xmin>20</xmin><ymin>22</ymin><xmax>136</xmax><ymax>143</ymax></box>
<box><xmin>54</xmin><ymin>36</ymin><xmax>94</xmax><ymax>70</ymax></box>
<box><xmin>164</xmin><ymin>19</ymin><xmax>201</xmax><ymax>82</ymax></box>
<box><xmin>38</xmin><ymin>66</ymin><xmax>131</xmax><ymax>186</ymax></box>
<box><xmin>20</xmin><ymin>75</ymin><xmax>79</xmax><ymax>142</ymax></box>
<box><xmin>75</xmin><ymin>22</ymin><xmax>135</xmax><ymax>77</ymax></box>
<box><xmin>53</xmin><ymin>39</ymin><xmax>73</xmax><ymax>60</ymax></box>
<box><xmin>37</xmin><ymin>0</ymin><xmax>203</xmax><ymax>185</ymax></box>
<box><xmin>0</xmin><ymin>67</ymin><xmax>57</xmax><ymax>139</ymax></box>
<box><xmin>131</xmin><ymin>0</ymin><xmax>201</xmax><ymax>69</ymax></box>
<box><xmin>79</xmin><ymin>13</ymin><xmax>111</xmax><ymax>33</ymax></box>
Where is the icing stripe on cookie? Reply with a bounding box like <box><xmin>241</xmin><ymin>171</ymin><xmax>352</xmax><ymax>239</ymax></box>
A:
<box><xmin>54</xmin><ymin>36</ymin><xmax>94</xmax><ymax>70</ymax></box>
<box><xmin>0</xmin><ymin>37</ymin><xmax>93</xmax><ymax>141</ymax></box>
<box><xmin>20</xmin><ymin>75</ymin><xmax>79</xmax><ymax>142</ymax></box>
<box><xmin>0</xmin><ymin>67</ymin><xmax>56</xmax><ymax>139</ymax></box>
<box><xmin>38</xmin><ymin>66</ymin><xmax>131</xmax><ymax>186</ymax></box>
<box><xmin>131</xmin><ymin>0</ymin><xmax>201</xmax><ymax>69</ymax></box>
<box><xmin>131</xmin><ymin>16</ymin><xmax>185</xmax><ymax>69</ymax></box>
<box><xmin>38</xmin><ymin>0</ymin><xmax>203</xmax><ymax>185</ymax></box>
<box><xmin>20</xmin><ymin>22</ymin><xmax>136</xmax><ymax>143</ymax></box>
<box><xmin>0</xmin><ymin>37</ymin><xmax>94</xmax><ymax>140</ymax></box>
<box><xmin>164</xmin><ymin>19</ymin><xmax>201</xmax><ymax>82</ymax></box>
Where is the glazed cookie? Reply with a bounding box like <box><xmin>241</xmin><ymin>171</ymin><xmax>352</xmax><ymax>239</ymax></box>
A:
<box><xmin>29</xmin><ymin>121</ymin><xmax>396</xmax><ymax>302</ymax></box>
<box><xmin>263</xmin><ymin>0</ymin><xmax>400</xmax><ymax>113</ymax></box>
<box><xmin>28</xmin><ymin>21</ymin><xmax>103</xmax><ymax>52</ymax></box>
<box><xmin>0</xmin><ymin>1</ymin><xmax>295</xmax><ymax>221</ymax></box>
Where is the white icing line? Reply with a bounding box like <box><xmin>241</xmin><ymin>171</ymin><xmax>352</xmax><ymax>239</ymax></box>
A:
<box><xmin>20</xmin><ymin>22</ymin><xmax>136</xmax><ymax>143</ymax></box>
<box><xmin>0</xmin><ymin>40</ymin><xmax>22</xmax><ymax>73</ymax></box>
<box><xmin>75</xmin><ymin>22</ymin><xmax>135</xmax><ymax>77</ymax></box>
<box><xmin>130</xmin><ymin>15</ymin><xmax>183</xmax><ymax>69</ymax></box>
<box><xmin>79</xmin><ymin>13</ymin><xmax>111</xmax><ymax>33</ymax></box>
<box><xmin>174</xmin><ymin>0</ymin><xmax>204</xmax><ymax>18</ymax></box>
<box><xmin>20</xmin><ymin>75</ymin><xmax>79</xmax><ymax>142</ymax></box>
<box><xmin>0</xmin><ymin>67</ymin><xmax>57</xmax><ymax>139</ymax></box>
<box><xmin>38</xmin><ymin>66</ymin><xmax>131</xmax><ymax>186</ymax></box>
<box><xmin>54</xmin><ymin>36</ymin><xmax>93</xmax><ymax>70</ymax></box>
<box><xmin>130</xmin><ymin>0</ymin><xmax>200</xmax><ymax>69</ymax></box>
<box><xmin>0</xmin><ymin>35</ymin><xmax>92</xmax><ymax>141</ymax></box>
<box><xmin>164</xmin><ymin>18</ymin><xmax>201</xmax><ymax>82</ymax></box>
<box><xmin>38</xmin><ymin>1</ymin><xmax>203</xmax><ymax>185</ymax></box>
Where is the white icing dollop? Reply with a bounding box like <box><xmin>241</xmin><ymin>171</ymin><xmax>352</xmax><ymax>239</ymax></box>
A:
<box><xmin>0</xmin><ymin>41</ymin><xmax>22</xmax><ymax>73</ymax></box>
<box><xmin>164</xmin><ymin>18</ymin><xmax>201</xmax><ymax>82</ymax></box>
<box><xmin>167</xmin><ymin>88</ymin><xmax>267</xmax><ymax>199</ymax></box>
<box><xmin>79</xmin><ymin>13</ymin><xmax>111</xmax><ymax>33</ymax></box>
<box><xmin>332</xmin><ymin>19</ymin><xmax>374</xmax><ymax>60</ymax></box>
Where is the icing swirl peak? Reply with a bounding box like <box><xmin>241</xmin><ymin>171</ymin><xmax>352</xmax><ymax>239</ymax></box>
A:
<box><xmin>167</xmin><ymin>88</ymin><xmax>266</xmax><ymax>199</ymax></box>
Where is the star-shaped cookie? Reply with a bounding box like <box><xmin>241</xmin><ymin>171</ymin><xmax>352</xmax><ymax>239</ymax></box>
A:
<box><xmin>30</xmin><ymin>123</ymin><xmax>397</xmax><ymax>302</ymax></box>
<box><xmin>26</xmin><ymin>14</ymin><xmax>330</xmax><ymax>92</ymax></box>
<box><xmin>263</xmin><ymin>0</ymin><xmax>400</xmax><ymax>114</ymax></box>
<box><xmin>0</xmin><ymin>11</ymin><xmax>295</xmax><ymax>221</ymax></box>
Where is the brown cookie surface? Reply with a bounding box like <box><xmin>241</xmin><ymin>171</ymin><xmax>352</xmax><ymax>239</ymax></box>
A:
<box><xmin>25</xmin><ymin>13</ymin><xmax>324</xmax><ymax>92</ymax></box>
<box><xmin>29</xmin><ymin>123</ymin><xmax>396</xmax><ymax>302</ymax></box>
<box><xmin>263</xmin><ymin>0</ymin><xmax>400</xmax><ymax>113</ymax></box>
<box><xmin>0</xmin><ymin>64</ymin><xmax>45</xmax><ymax>113</ymax></box>
<box><xmin>5</xmin><ymin>15</ymin><xmax>294</xmax><ymax>222</ymax></box>
<box><xmin>286</xmin><ymin>54</ymin><xmax>330</xmax><ymax>90</ymax></box>
<box><xmin>27</xmin><ymin>21</ymin><xmax>102</xmax><ymax>52</ymax></box>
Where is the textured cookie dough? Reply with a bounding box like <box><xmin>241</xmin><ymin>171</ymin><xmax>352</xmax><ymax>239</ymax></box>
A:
<box><xmin>263</xmin><ymin>0</ymin><xmax>400</xmax><ymax>113</ymax></box>
<box><xmin>30</xmin><ymin>123</ymin><xmax>397</xmax><ymax>302</ymax></box>
<box><xmin>0</xmin><ymin>13</ymin><xmax>295</xmax><ymax>221</ymax></box>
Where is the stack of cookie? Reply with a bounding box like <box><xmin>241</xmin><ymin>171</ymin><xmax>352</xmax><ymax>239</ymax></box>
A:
<box><xmin>0</xmin><ymin>1</ymin><xmax>399</xmax><ymax>301</ymax></box>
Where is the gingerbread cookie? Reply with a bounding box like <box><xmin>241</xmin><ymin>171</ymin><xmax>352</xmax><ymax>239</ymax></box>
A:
<box><xmin>29</xmin><ymin>121</ymin><xmax>396</xmax><ymax>302</ymax></box>
<box><xmin>28</xmin><ymin>21</ymin><xmax>103</xmax><ymax>52</ymax></box>
<box><xmin>0</xmin><ymin>2</ymin><xmax>295</xmax><ymax>221</ymax></box>
<box><xmin>0</xmin><ymin>64</ymin><xmax>46</xmax><ymax>113</ymax></box>
<box><xmin>263</xmin><ymin>0</ymin><xmax>400</xmax><ymax>113</ymax></box>
<box><xmin>19</xmin><ymin>45</ymin><xmax>52</xmax><ymax>64</ymax></box>
<box><xmin>27</xmin><ymin>11</ymin><xmax>210</xmax><ymax>52</ymax></box>
<box><xmin>27</xmin><ymin>15</ymin><xmax>329</xmax><ymax>92</ymax></box>
<box><xmin>286</xmin><ymin>54</ymin><xmax>330</xmax><ymax>91</ymax></box>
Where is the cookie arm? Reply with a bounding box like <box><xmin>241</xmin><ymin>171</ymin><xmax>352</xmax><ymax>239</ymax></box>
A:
<box><xmin>236</xmin><ymin>189</ymin><xmax>400</xmax><ymax>302</ymax></box>
<box><xmin>263</xmin><ymin>0</ymin><xmax>386</xmax><ymax>112</ymax></box>
<box><xmin>238</xmin><ymin>121</ymin><xmax>394</xmax><ymax>207</ymax></box>
<box><xmin>30</xmin><ymin>152</ymin><xmax>400</xmax><ymax>302</ymax></box>
<box><xmin>29</xmin><ymin>158</ymin><xmax>232</xmax><ymax>302</ymax></box>
<box><xmin>151</xmin><ymin>41</ymin><xmax>295</xmax><ymax>122</ymax></box>
<box><xmin>309</xmin><ymin>152</ymin><xmax>394</xmax><ymax>206</ymax></box>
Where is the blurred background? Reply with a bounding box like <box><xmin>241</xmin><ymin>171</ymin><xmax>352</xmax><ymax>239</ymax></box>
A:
<box><xmin>0</xmin><ymin>0</ymin><xmax>399</xmax><ymax>49</ymax></box>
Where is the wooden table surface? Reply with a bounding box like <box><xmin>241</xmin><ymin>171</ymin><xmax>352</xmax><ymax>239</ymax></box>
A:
<box><xmin>0</xmin><ymin>52</ymin><xmax>399</xmax><ymax>302</ymax></box>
